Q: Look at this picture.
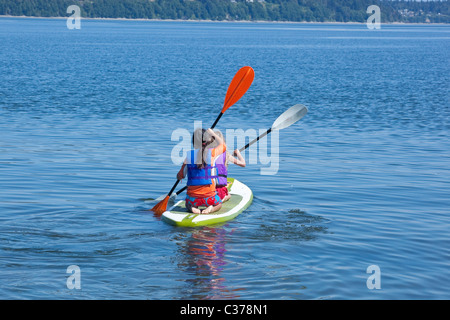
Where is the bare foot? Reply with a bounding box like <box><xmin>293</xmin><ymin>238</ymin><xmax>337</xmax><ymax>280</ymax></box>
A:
<box><xmin>191</xmin><ymin>207</ymin><xmax>201</xmax><ymax>214</ymax></box>
<box><xmin>201</xmin><ymin>205</ymin><xmax>213</xmax><ymax>214</ymax></box>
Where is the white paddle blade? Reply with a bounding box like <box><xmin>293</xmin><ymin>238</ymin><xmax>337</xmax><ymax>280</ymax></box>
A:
<box><xmin>271</xmin><ymin>104</ymin><xmax>308</xmax><ymax>131</ymax></box>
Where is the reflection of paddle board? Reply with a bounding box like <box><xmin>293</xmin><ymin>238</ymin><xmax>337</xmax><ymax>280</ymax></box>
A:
<box><xmin>162</xmin><ymin>178</ymin><xmax>253</xmax><ymax>227</ymax></box>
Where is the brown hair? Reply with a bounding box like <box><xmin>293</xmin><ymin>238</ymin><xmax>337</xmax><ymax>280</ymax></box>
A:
<box><xmin>214</xmin><ymin>130</ymin><xmax>229</xmax><ymax>167</ymax></box>
<box><xmin>192</xmin><ymin>128</ymin><xmax>214</xmax><ymax>169</ymax></box>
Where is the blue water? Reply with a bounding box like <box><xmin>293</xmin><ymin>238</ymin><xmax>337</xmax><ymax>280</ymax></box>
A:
<box><xmin>0</xmin><ymin>17</ymin><xmax>449</xmax><ymax>300</ymax></box>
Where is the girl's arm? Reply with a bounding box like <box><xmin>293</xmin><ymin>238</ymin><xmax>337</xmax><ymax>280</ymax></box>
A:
<box><xmin>207</xmin><ymin>128</ymin><xmax>223</xmax><ymax>146</ymax></box>
<box><xmin>228</xmin><ymin>149</ymin><xmax>246</xmax><ymax>167</ymax></box>
<box><xmin>177</xmin><ymin>159</ymin><xmax>187</xmax><ymax>180</ymax></box>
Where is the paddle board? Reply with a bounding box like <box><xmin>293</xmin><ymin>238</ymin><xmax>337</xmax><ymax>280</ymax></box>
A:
<box><xmin>161</xmin><ymin>178</ymin><xmax>253</xmax><ymax>227</ymax></box>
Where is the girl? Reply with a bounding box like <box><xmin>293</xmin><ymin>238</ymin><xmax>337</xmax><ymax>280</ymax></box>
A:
<box><xmin>213</xmin><ymin>130</ymin><xmax>246</xmax><ymax>202</ymax></box>
<box><xmin>177</xmin><ymin>128</ymin><xmax>225</xmax><ymax>214</ymax></box>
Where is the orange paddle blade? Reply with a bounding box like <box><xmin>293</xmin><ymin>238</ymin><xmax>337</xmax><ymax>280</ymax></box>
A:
<box><xmin>222</xmin><ymin>66</ymin><xmax>254</xmax><ymax>113</ymax></box>
<box><xmin>150</xmin><ymin>195</ymin><xmax>169</xmax><ymax>216</ymax></box>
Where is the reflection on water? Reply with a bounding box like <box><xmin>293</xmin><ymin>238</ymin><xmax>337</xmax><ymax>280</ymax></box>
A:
<box><xmin>175</xmin><ymin>226</ymin><xmax>243</xmax><ymax>299</ymax></box>
<box><xmin>171</xmin><ymin>207</ymin><xmax>330</xmax><ymax>300</ymax></box>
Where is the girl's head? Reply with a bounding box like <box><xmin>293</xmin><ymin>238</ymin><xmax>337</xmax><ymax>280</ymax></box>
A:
<box><xmin>210</xmin><ymin>130</ymin><xmax>225</xmax><ymax>148</ymax></box>
<box><xmin>192</xmin><ymin>128</ymin><xmax>214</xmax><ymax>168</ymax></box>
<box><xmin>214</xmin><ymin>130</ymin><xmax>229</xmax><ymax>167</ymax></box>
<box><xmin>214</xmin><ymin>130</ymin><xmax>224</xmax><ymax>142</ymax></box>
<box><xmin>192</xmin><ymin>128</ymin><xmax>214</xmax><ymax>149</ymax></box>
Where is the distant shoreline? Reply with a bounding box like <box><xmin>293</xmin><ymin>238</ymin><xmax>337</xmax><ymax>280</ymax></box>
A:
<box><xmin>1</xmin><ymin>15</ymin><xmax>449</xmax><ymax>25</ymax></box>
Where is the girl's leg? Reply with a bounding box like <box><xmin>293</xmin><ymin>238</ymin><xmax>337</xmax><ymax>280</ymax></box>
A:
<box><xmin>217</xmin><ymin>186</ymin><xmax>230</xmax><ymax>202</ymax></box>
<box><xmin>191</xmin><ymin>206</ymin><xmax>201</xmax><ymax>214</ymax></box>
<box><xmin>185</xmin><ymin>196</ymin><xmax>202</xmax><ymax>214</ymax></box>
<box><xmin>201</xmin><ymin>194</ymin><xmax>222</xmax><ymax>214</ymax></box>
<box><xmin>201</xmin><ymin>203</ymin><xmax>222</xmax><ymax>214</ymax></box>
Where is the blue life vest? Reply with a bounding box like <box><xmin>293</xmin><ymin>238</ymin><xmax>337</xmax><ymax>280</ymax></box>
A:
<box><xmin>214</xmin><ymin>152</ymin><xmax>228</xmax><ymax>187</ymax></box>
<box><xmin>186</xmin><ymin>149</ymin><xmax>218</xmax><ymax>186</ymax></box>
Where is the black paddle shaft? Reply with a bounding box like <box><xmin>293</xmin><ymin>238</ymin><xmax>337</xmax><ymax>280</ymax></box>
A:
<box><xmin>210</xmin><ymin>112</ymin><xmax>223</xmax><ymax>130</ymax></box>
<box><xmin>168</xmin><ymin>179</ymin><xmax>180</xmax><ymax>196</ymax></box>
<box><xmin>239</xmin><ymin>128</ymin><xmax>272</xmax><ymax>153</ymax></box>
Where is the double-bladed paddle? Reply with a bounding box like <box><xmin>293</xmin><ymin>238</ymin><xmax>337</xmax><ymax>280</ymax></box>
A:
<box><xmin>151</xmin><ymin>66</ymin><xmax>255</xmax><ymax>216</ymax></box>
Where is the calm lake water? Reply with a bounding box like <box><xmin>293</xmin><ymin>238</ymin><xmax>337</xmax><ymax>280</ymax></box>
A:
<box><xmin>0</xmin><ymin>17</ymin><xmax>449</xmax><ymax>300</ymax></box>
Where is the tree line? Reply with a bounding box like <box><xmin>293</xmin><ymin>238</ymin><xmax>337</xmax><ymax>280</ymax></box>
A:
<box><xmin>0</xmin><ymin>0</ymin><xmax>448</xmax><ymax>23</ymax></box>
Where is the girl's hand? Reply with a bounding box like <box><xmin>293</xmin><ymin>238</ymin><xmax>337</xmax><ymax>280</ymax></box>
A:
<box><xmin>232</xmin><ymin>149</ymin><xmax>246</xmax><ymax>167</ymax></box>
<box><xmin>177</xmin><ymin>164</ymin><xmax>186</xmax><ymax>180</ymax></box>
